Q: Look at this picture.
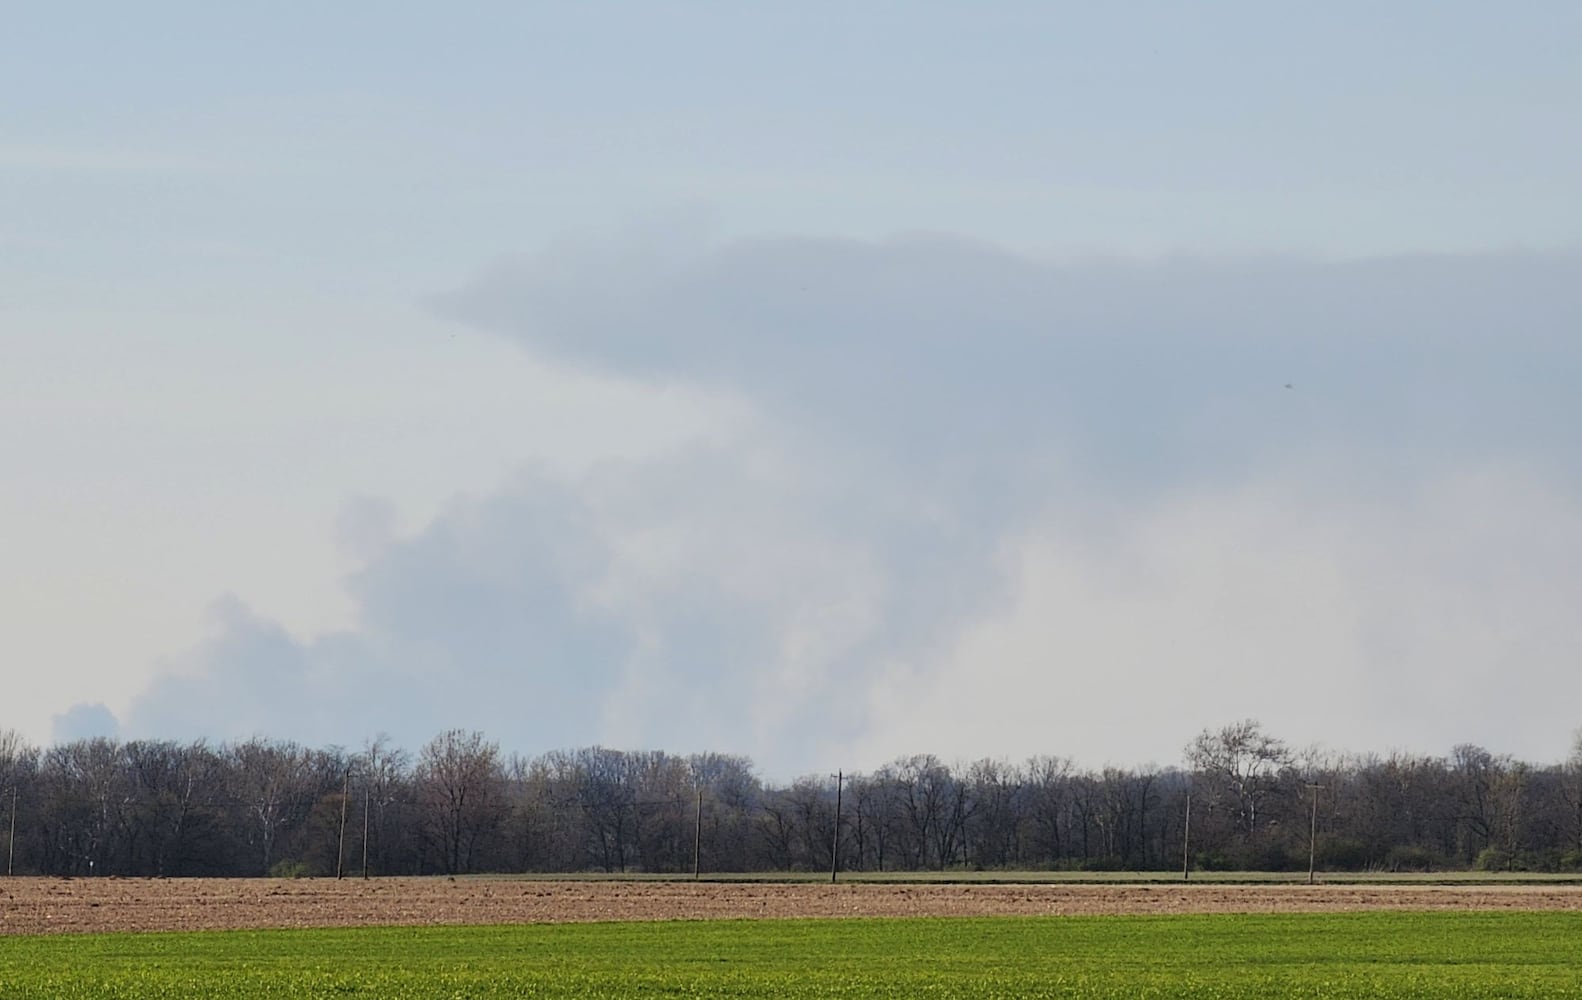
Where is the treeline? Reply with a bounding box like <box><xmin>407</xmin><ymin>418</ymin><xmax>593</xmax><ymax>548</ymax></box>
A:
<box><xmin>1</xmin><ymin>721</ymin><xmax>1580</xmax><ymax>878</ymax></box>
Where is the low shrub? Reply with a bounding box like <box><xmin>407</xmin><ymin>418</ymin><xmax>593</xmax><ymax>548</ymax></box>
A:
<box><xmin>1474</xmin><ymin>847</ymin><xmax>1513</xmax><ymax>872</ymax></box>
<box><xmin>268</xmin><ymin>859</ymin><xmax>313</xmax><ymax>879</ymax></box>
<box><xmin>1313</xmin><ymin>837</ymin><xmax>1368</xmax><ymax>870</ymax></box>
<box><xmin>1382</xmin><ymin>844</ymin><xmax>1445</xmax><ymax>872</ymax></box>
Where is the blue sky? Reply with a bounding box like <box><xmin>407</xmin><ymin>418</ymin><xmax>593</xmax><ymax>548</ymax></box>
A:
<box><xmin>4</xmin><ymin>3</ymin><xmax>1580</xmax><ymax>775</ymax></box>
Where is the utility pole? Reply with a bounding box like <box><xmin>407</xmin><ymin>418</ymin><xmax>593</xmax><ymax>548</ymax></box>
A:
<box><xmin>336</xmin><ymin>766</ymin><xmax>351</xmax><ymax>879</ymax></box>
<box><xmin>830</xmin><ymin>771</ymin><xmax>843</xmax><ymax>884</ymax></box>
<box><xmin>362</xmin><ymin>742</ymin><xmax>380</xmax><ymax>879</ymax></box>
<box><xmin>693</xmin><ymin>785</ymin><xmax>703</xmax><ymax>880</ymax></box>
<box><xmin>361</xmin><ymin>776</ymin><xmax>371</xmax><ymax>879</ymax></box>
<box><xmin>1306</xmin><ymin>783</ymin><xmax>1324</xmax><ymax>885</ymax></box>
<box><xmin>7</xmin><ymin>786</ymin><xmax>16</xmax><ymax>877</ymax></box>
<box><xmin>1181</xmin><ymin>789</ymin><xmax>1191</xmax><ymax>882</ymax></box>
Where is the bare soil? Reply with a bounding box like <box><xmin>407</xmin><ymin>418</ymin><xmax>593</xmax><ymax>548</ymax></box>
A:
<box><xmin>4</xmin><ymin>877</ymin><xmax>1581</xmax><ymax>936</ymax></box>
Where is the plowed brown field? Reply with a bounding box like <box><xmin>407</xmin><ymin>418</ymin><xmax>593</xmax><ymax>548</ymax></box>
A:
<box><xmin>5</xmin><ymin>877</ymin><xmax>1582</xmax><ymax>935</ymax></box>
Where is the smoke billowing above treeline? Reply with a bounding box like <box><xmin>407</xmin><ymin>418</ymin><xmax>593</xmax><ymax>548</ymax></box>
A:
<box><xmin>67</xmin><ymin>241</ymin><xmax>1582</xmax><ymax>780</ymax></box>
<box><xmin>2</xmin><ymin>720</ymin><xmax>1579</xmax><ymax>877</ymax></box>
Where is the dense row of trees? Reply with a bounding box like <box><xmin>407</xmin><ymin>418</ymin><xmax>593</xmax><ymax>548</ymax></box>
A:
<box><xmin>2</xmin><ymin>722</ymin><xmax>1580</xmax><ymax>878</ymax></box>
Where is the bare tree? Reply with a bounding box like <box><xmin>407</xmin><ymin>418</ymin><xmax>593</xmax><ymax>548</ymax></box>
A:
<box><xmin>565</xmin><ymin>747</ymin><xmax>638</xmax><ymax>873</ymax></box>
<box><xmin>784</xmin><ymin>775</ymin><xmax>839</xmax><ymax>872</ymax></box>
<box><xmin>415</xmin><ymin>729</ymin><xmax>505</xmax><ymax>874</ymax></box>
<box><xmin>1025</xmin><ymin>755</ymin><xmax>1073</xmax><ymax>866</ymax></box>
<box><xmin>0</xmin><ymin>730</ymin><xmax>38</xmax><ymax>874</ymax></box>
<box><xmin>122</xmin><ymin>740</ymin><xmax>223</xmax><ymax>876</ymax></box>
<box><xmin>755</xmin><ymin>786</ymin><xmax>798</xmax><ymax>870</ymax></box>
<box><xmin>688</xmin><ymin>752</ymin><xmax>759</xmax><ymax>872</ymax></box>
<box><xmin>1564</xmin><ymin>730</ymin><xmax>1582</xmax><ymax>858</ymax></box>
<box><xmin>626</xmin><ymin>750</ymin><xmax>691</xmax><ymax>872</ymax></box>
<box><xmin>227</xmin><ymin>738</ymin><xmax>324</xmax><ymax>875</ymax></box>
<box><xmin>962</xmin><ymin>759</ymin><xmax>1026</xmax><ymax>869</ymax></box>
<box><xmin>1186</xmin><ymin>720</ymin><xmax>1291</xmax><ymax>841</ymax></box>
<box><xmin>851</xmin><ymin>769</ymin><xmax>900</xmax><ymax>872</ymax></box>
<box><xmin>37</xmin><ymin>738</ymin><xmax>131</xmax><ymax>875</ymax></box>
<box><xmin>1449</xmin><ymin>744</ymin><xmax>1527</xmax><ymax>868</ymax></box>
<box><xmin>893</xmin><ymin>755</ymin><xmax>959</xmax><ymax>869</ymax></box>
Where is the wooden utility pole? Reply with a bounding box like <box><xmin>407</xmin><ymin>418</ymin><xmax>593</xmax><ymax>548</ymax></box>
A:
<box><xmin>1181</xmin><ymin>789</ymin><xmax>1191</xmax><ymax>882</ymax></box>
<box><xmin>830</xmin><ymin>771</ymin><xmax>843</xmax><ymax>884</ymax></box>
<box><xmin>7</xmin><ymin>786</ymin><xmax>16</xmax><ymax>877</ymax></box>
<box><xmin>361</xmin><ymin>778</ymin><xmax>371</xmax><ymax>879</ymax></box>
<box><xmin>693</xmin><ymin>786</ymin><xmax>703</xmax><ymax>880</ymax></box>
<box><xmin>1306</xmin><ymin>783</ymin><xmax>1324</xmax><ymax>885</ymax></box>
<box><xmin>336</xmin><ymin>767</ymin><xmax>351</xmax><ymax>879</ymax></box>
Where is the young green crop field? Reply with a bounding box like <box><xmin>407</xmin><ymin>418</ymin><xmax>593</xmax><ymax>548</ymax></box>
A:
<box><xmin>3</xmin><ymin>912</ymin><xmax>1579</xmax><ymax>999</ymax></box>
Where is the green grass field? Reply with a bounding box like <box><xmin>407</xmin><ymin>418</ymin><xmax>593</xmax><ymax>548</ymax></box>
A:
<box><xmin>3</xmin><ymin>912</ymin><xmax>1580</xmax><ymax>999</ymax></box>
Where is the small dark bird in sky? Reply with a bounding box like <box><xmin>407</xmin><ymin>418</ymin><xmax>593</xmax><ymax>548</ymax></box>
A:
<box><xmin>1284</xmin><ymin>383</ymin><xmax>1294</xmax><ymax>389</ymax></box>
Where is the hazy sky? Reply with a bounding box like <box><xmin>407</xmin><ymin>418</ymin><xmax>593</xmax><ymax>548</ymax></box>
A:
<box><xmin>5</xmin><ymin>3</ymin><xmax>1581</xmax><ymax>777</ymax></box>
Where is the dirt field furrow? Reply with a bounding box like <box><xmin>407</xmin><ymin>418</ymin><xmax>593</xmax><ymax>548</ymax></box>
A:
<box><xmin>4</xmin><ymin>878</ymin><xmax>1582</xmax><ymax>936</ymax></box>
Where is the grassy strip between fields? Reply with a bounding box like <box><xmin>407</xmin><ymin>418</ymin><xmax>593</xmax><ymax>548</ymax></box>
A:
<box><xmin>3</xmin><ymin>912</ymin><xmax>1581</xmax><ymax>999</ymax></box>
<box><xmin>472</xmin><ymin>869</ymin><xmax>1582</xmax><ymax>885</ymax></box>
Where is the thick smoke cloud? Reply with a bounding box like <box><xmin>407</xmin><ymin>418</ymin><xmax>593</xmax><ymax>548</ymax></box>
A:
<box><xmin>111</xmin><ymin>237</ymin><xmax>1582</xmax><ymax>773</ymax></box>
<box><xmin>444</xmin><ymin>237</ymin><xmax>1582</xmax><ymax>476</ymax></box>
